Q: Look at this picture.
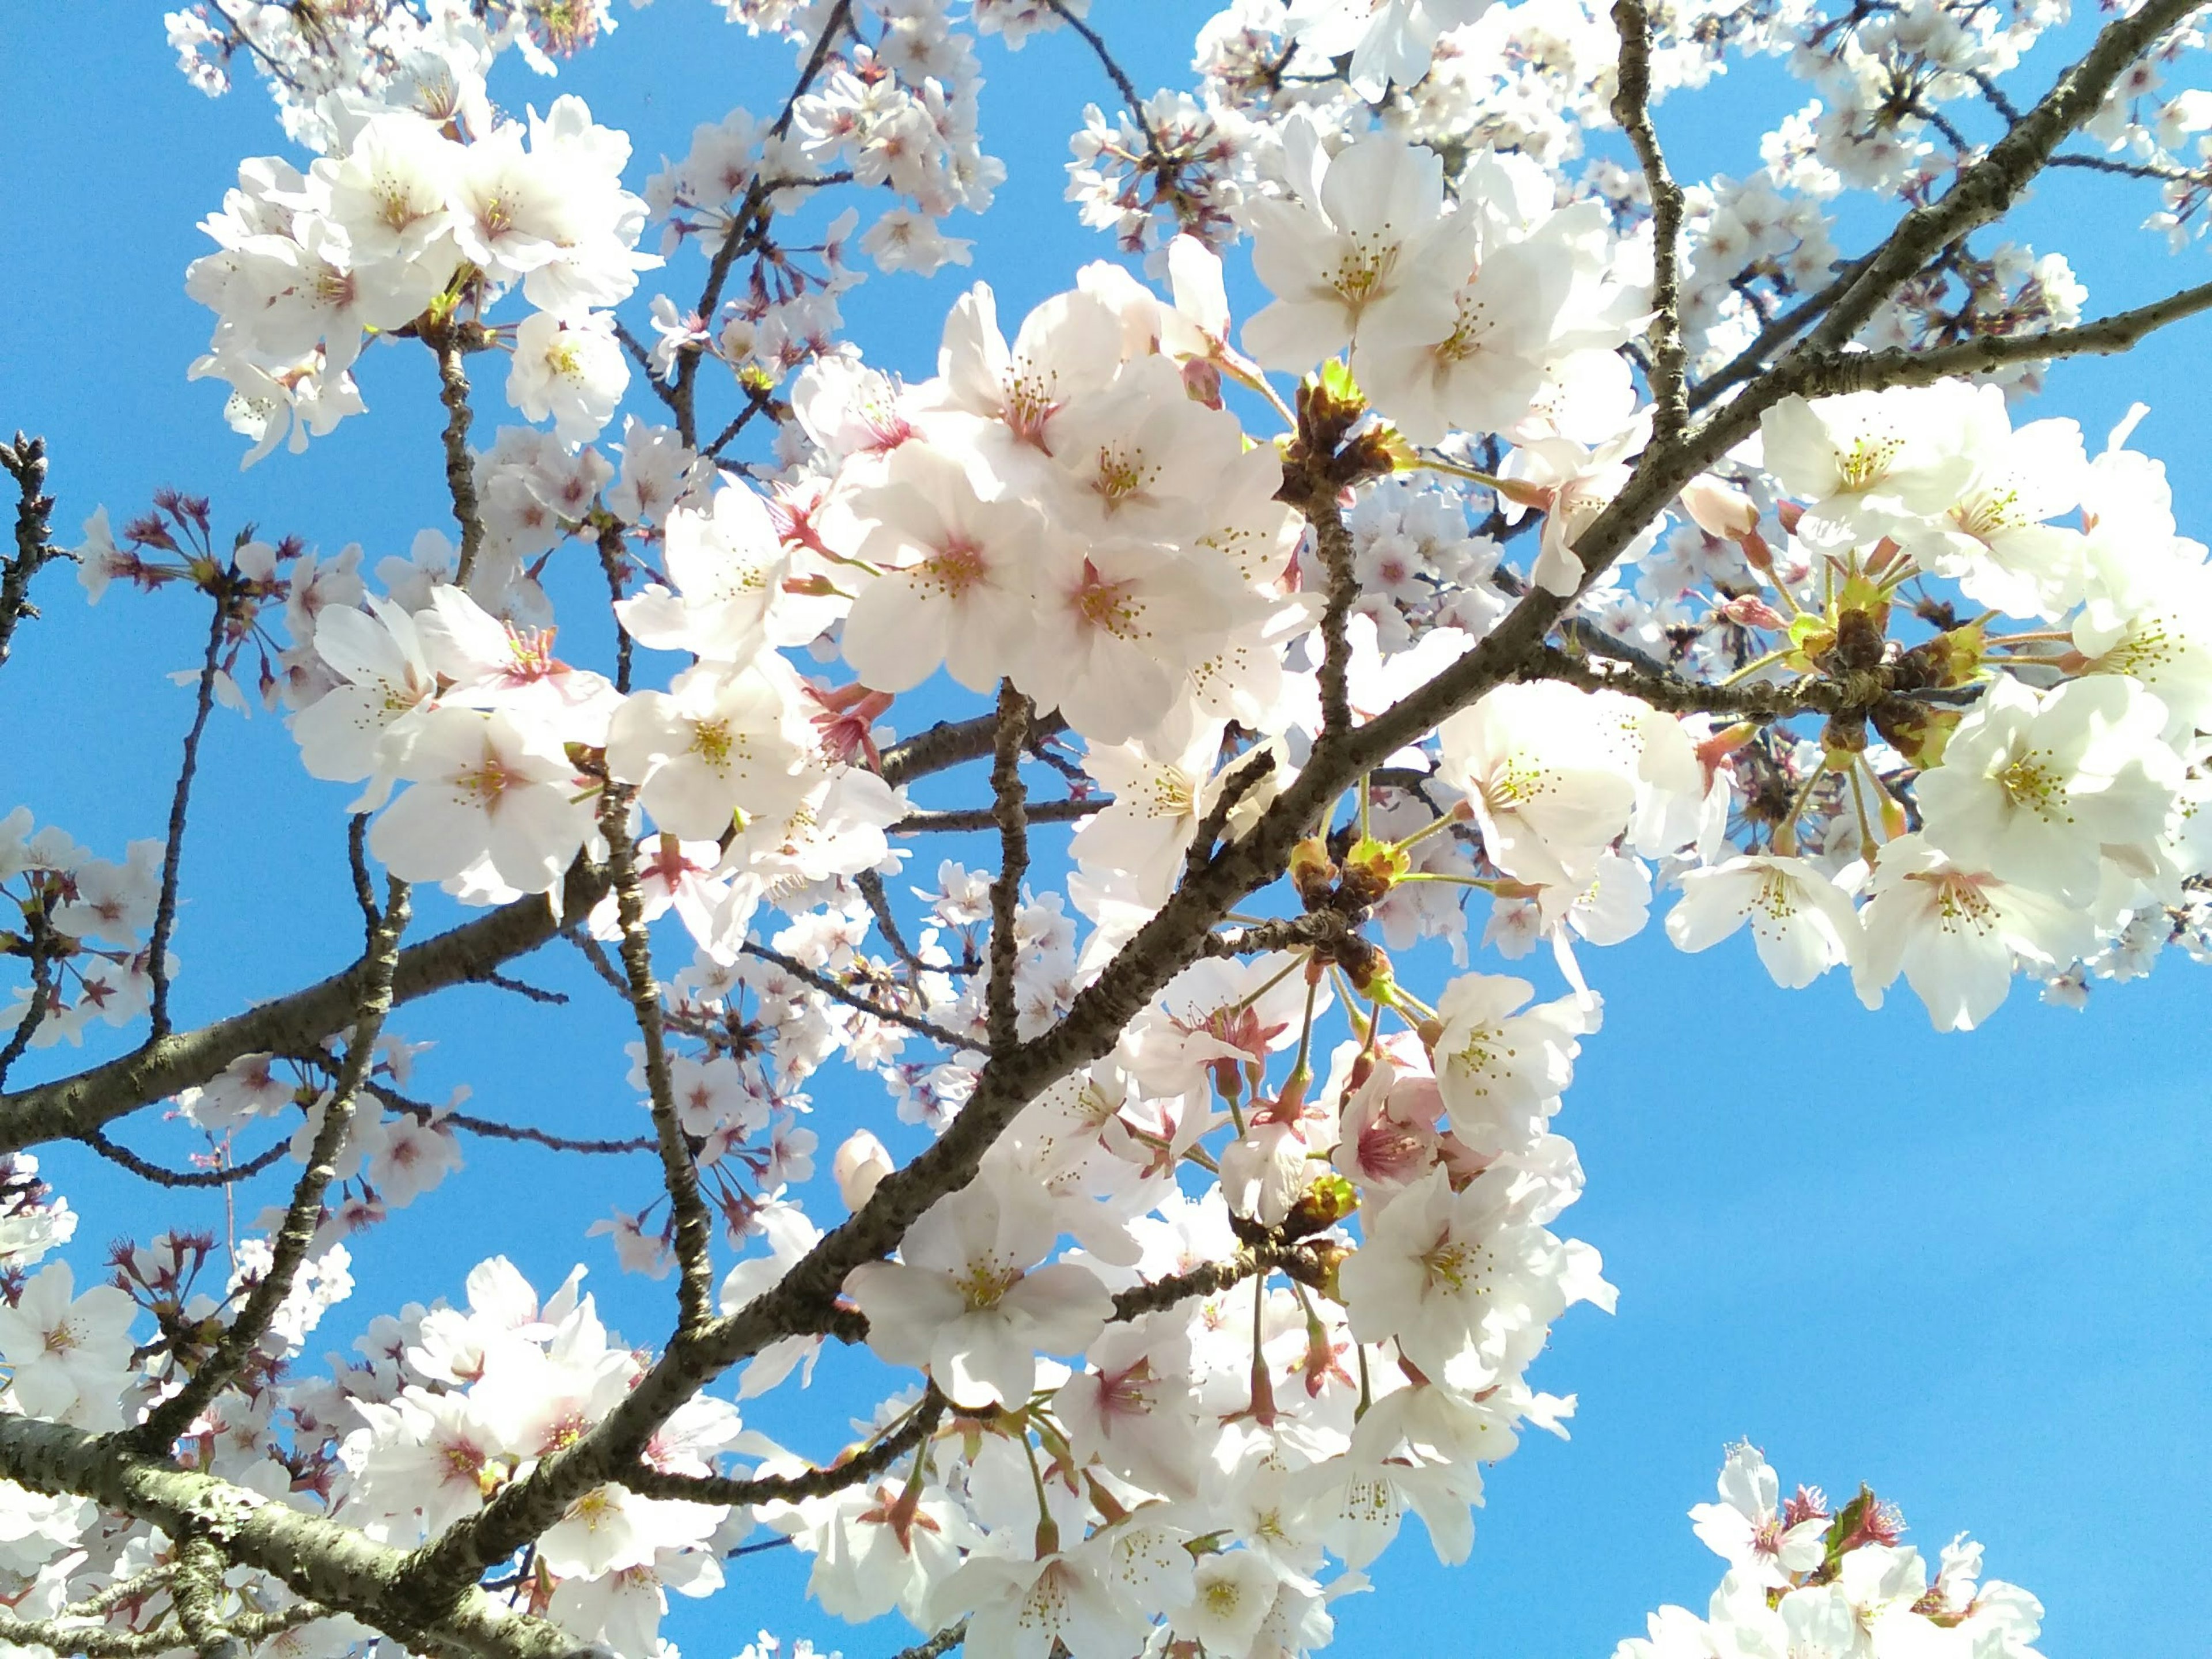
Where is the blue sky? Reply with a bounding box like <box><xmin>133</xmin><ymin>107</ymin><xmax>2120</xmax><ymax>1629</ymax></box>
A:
<box><xmin>1</xmin><ymin>6</ymin><xmax>2205</xmax><ymax>1657</ymax></box>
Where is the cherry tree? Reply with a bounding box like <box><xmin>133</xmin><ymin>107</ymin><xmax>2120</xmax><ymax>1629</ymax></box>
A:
<box><xmin>2</xmin><ymin>0</ymin><xmax>2209</xmax><ymax>1656</ymax></box>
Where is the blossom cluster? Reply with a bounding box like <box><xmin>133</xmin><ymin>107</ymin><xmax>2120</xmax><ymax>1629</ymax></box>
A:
<box><xmin>1617</xmin><ymin>1445</ymin><xmax>2048</xmax><ymax>1659</ymax></box>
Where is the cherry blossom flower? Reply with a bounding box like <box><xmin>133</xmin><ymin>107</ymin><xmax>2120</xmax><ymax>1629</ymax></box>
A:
<box><xmin>844</xmin><ymin>1171</ymin><xmax>1111</xmax><ymax>1408</ymax></box>
<box><xmin>1666</xmin><ymin>854</ymin><xmax>1861</xmax><ymax>988</ymax></box>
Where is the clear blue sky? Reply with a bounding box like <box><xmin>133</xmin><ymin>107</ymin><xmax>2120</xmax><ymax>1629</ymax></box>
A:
<box><xmin>1</xmin><ymin>7</ymin><xmax>2205</xmax><ymax>1657</ymax></box>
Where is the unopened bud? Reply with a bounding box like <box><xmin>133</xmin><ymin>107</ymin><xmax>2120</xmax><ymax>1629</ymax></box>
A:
<box><xmin>1182</xmin><ymin>358</ymin><xmax>1223</xmax><ymax>409</ymax></box>
<box><xmin>833</xmin><ymin>1130</ymin><xmax>893</xmax><ymax>1212</ymax></box>
<box><xmin>1719</xmin><ymin>593</ymin><xmax>1789</xmax><ymax>631</ymax></box>
<box><xmin>1680</xmin><ymin>475</ymin><xmax>1758</xmax><ymax>539</ymax></box>
<box><xmin>1289</xmin><ymin>836</ymin><xmax>1338</xmax><ymax>910</ymax></box>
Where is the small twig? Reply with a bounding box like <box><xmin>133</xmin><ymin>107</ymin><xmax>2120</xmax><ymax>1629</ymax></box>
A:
<box><xmin>622</xmin><ymin>1388</ymin><xmax>944</xmax><ymax>1508</ymax></box>
<box><xmin>701</xmin><ymin>387</ymin><xmax>778</xmax><ymax>463</ymax></box>
<box><xmin>0</xmin><ymin>910</ymin><xmax>58</xmax><ymax>1086</ymax></box>
<box><xmin>1688</xmin><ymin>259</ymin><xmax>1867</xmax><ymax>411</ymax></box>
<box><xmin>1305</xmin><ymin>497</ymin><xmax>1360</xmax><ymax>740</ymax></box>
<box><xmin>364</xmin><ymin>1081</ymin><xmax>658</xmax><ymax>1157</ymax></box>
<box><xmin>1779</xmin><ymin>276</ymin><xmax>2212</xmax><ymax>395</ymax></box>
<box><xmin>740</xmin><ymin>941</ymin><xmax>972</xmax><ymax>1050</ymax></box>
<box><xmin>601</xmin><ymin>797</ymin><xmax>718</xmax><ymax>1331</ymax></box>
<box><xmin>1183</xmin><ymin>749</ymin><xmax>1277</xmax><ymax>885</ymax></box>
<box><xmin>855</xmin><ymin>869</ymin><xmax>927</xmax><ymax>972</ymax></box>
<box><xmin>891</xmin><ymin>798</ymin><xmax>1100</xmax><ymax>834</ymax></box>
<box><xmin>131</xmin><ymin>880</ymin><xmax>411</xmax><ymax>1451</ymax></box>
<box><xmin>79</xmin><ymin>1128</ymin><xmax>290</xmax><ymax>1189</ymax></box>
<box><xmin>2050</xmin><ymin>150</ymin><xmax>2205</xmax><ymax>183</ymax></box>
<box><xmin>594</xmin><ymin>516</ymin><xmax>635</xmax><ymax>694</ymax></box>
<box><xmin>464</xmin><ymin>968</ymin><xmax>569</xmax><ymax>1006</ymax></box>
<box><xmin>146</xmin><ymin>586</ymin><xmax>231</xmax><ymax>1039</ymax></box>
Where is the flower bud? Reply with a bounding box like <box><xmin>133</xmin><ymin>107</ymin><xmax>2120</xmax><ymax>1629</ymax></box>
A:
<box><xmin>833</xmin><ymin>1130</ymin><xmax>893</xmax><ymax>1212</ymax></box>
<box><xmin>1719</xmin><ymin>593</ymin><xmax>1788</xmax><ymax>631</ymax></box>
<box><xmin>1289</xmin><ymin>836</ymin><xmax>1338</xmax><ymax>909</ymax></box>
<box><xmin>1680</xmin><ymin>475</ymin><xmax>1758</xmax><ymax>539</ymax></box>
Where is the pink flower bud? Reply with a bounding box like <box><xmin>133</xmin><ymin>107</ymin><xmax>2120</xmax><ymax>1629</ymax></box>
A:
<box><xmin>833</xmin><ymin>1130</ymin><xmax>893</xmax><ymax>1212</ymax></box>
<box><xmin>1680</xmin><ymin>475</ymin><xmax>1758</xmax><ymax>539</ymax></box>
<box><xmin>1721</xmin><ymin>594</ymin><xmax>1789</xmax><ymax>630</ymax></box>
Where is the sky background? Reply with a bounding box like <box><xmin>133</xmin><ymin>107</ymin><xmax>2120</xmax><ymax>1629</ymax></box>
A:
<box><xmin>1</xmin><ymin>5</ymin><xmax>2207</xmax><ymax>1657</ymax></box>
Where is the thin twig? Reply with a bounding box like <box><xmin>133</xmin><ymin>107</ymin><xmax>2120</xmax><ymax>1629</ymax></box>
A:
<box><xmin>0</xmin><ymin>910</ymin><xmax>58</xmax><ymax>1087</ymax></box>
<box><xmin>131</xmin><ymin>880</ymin><xmax>411</xmax><ymax>1451</ymax></box>
<box><xmin>1044</xmin><ymin>0</ymin><xmax>1165</xmax><ymax>155</ymax></box>
<box><xmin>740</xmin><ymin>941</ymin><xmax>972</xmax><ymax>1050</ymax></box>
<box><xmin>622</xmin><ymin>1388</ymin><xmax>944</xmax><ymax>1508</ymax></box>
<box><xmin>601</xmin><ymin>798</ymin><xmax>717</xmax><ymax>1331</ymax></box>
<box><xmin>364</xmin><ymin>1081</ymin><xmax>658</xmax><ymax>1157</ymax></box>
<box><xmin>855</xmin><ymin>869</ymin><xmax>927</xmax><ymax>972</ymax></box>
<box><xmin>891</xmin><ymin>798</ymin><xmax>1099</xmax><ymax>834</ymax></box>
<box><xmin>146</xmin><ymin>587</ymin><xmax>230</xmax><ymax>1039</ymax></box>
<box><xmin>78</xmin><ymin>1128</ymin><xmax>290</xmax><ymax>1189</ymax></box>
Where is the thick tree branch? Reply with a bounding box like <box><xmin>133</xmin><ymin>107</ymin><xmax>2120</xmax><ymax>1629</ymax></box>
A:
<box><xmin>0</xmin><ymin>1416</ymin><xmax>593</xmax><ymax>1659</ymax></box>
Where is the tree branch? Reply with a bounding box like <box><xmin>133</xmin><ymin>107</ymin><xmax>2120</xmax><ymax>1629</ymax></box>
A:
<box><xmin>986</xmin><ymin>679</ymin><xmax>1030</xmax><ymax>1056</ymax></box>
<box><xmin>601</xmin><ymin>800</ymin><xmax>717</xmax><ymax>1331</ymax></box>
<box><xmin>0</xmin><ymin>1415</ymin><xmax>594</xmax><ymax>1659</ymax></box>
<box><xmin>0</xmin><ymin>859</ymin><xmax>606</xmax><ymax>1156</ymax></box>
<box><xmin>1776</xmin><ymin>277</ymin><xmax>2212</xmax><ymax>393</ymax></box>
<box><xmin>146</xmin><ymin>585</ymin><xmax>230</xmax><ymax>1040</ymax></box>
<box><xmin>0</xmin><ymin>432</ymin><xmax>67</xmax><ymax>672</ymax></box>
<box><xmin>1801</xmin><ymin>0</ymin><xmax>2204</xmax><ymax>358</ymax></box>
<box><xmin>1612</xmin><ymin>0</ymin><xmax>1688</xmax><ymax>442</ymax></box>
<box><xmin>739</xmin><ymin>942</ymin><xmax>971</xmax><ymax>1050</ymax></box>
<box><xmin>132</xmin><ymin>880</ymin><xmax>410</xmax><ymax>1452</ymax></box>
<box><xmin>78</xmin><ymin>1127</ymin><xmax>291</xmax><ymax>1189</ymax></box>
<box><xmin>620</xmin><ymin>1387</ymin><xmax>944</xmax><ymax>1509</ymax></box>
<box><xmin>430</xmin><ymin>326</ymin><xmax>490</xmax><ymax>586</ymax></box>
<box><xmin>366</xmin><ymin>1081</ymin><xmax>658</xmax><ymax>1157</ymax></box>
<box><xmin>891</xmin><ymin>798</ymin><xmax>1099</xmax><ymax>834</ymax></box>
